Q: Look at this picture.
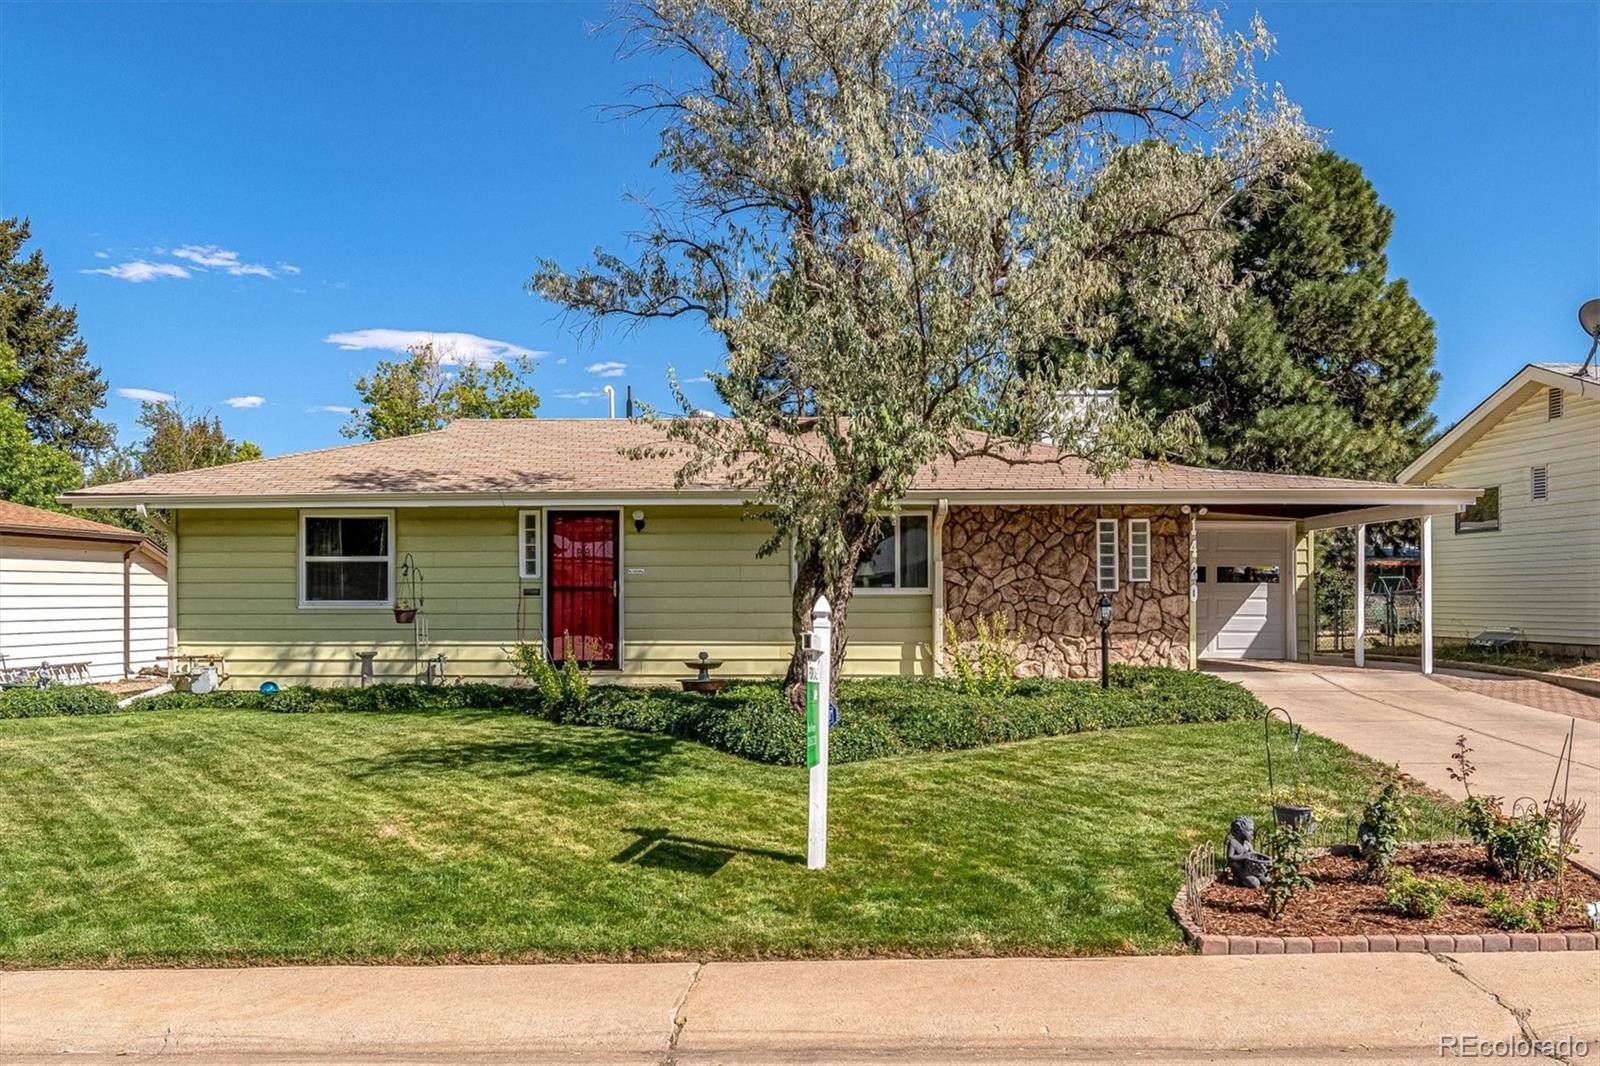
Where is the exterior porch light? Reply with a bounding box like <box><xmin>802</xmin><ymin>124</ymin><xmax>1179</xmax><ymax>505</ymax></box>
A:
<box><xmin>1096</xmin><ymin>593</ymin><xmax>1113</xmax><ymax>690</ymax></box>
<box><xmin>632</xmin><ymin>510</ymin><xmax>646</xmax><ymax>533</ymax></box>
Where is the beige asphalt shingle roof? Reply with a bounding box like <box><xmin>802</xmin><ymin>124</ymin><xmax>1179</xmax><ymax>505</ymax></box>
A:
<box><xmin>0</xmin><ymin>499</ymin><xmax>149</xmax><ymax>540</ymax></box>
<box><xmin>61</xmin><ymin>418</ymin><xmax>1467</xmax><ymax>504</ymax></box>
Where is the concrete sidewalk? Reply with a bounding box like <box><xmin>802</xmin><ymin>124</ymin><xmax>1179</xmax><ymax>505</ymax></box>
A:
<box><xmin>1208</xmin><ymin>660</ymin><xmax>1600</xmax><ymax>855</ymax></box>
<box><xmin>5</xmin><ymin>953</ymin><xmax>1597</xmax><ymax>1063</ymax></box>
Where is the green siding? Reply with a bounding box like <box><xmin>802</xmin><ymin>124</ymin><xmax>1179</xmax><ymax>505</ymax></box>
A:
<box><xmin>1294</xmin><ymin>526</ymin><xmax>1314</xmax><ymax>661</ymax></box>
<box><xmin>177</xmin><ymin>505</ymin><xmax>932</xmax><ymax>688</ymax></box>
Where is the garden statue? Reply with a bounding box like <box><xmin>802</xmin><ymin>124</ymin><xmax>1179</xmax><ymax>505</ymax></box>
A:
<box><xmin>1226</xmin><ymin>815</ymin><xmax>1273</xmax><ymax>889</ymax></box>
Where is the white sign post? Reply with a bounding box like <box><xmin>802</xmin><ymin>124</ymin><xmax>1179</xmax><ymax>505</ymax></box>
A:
<box><xmin>806</xmin><ymin>595</ymin><xmax>832</xmax><ymax>870</ymax></box>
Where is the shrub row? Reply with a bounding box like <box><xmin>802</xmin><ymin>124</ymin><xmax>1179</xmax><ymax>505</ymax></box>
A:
<box><xmin>0</xmin><ymin>685</ymin><xmax>122</xmax><ymax>719</ymax></box>
<box><xmin>24</xmin><ymin>665</ymin><xmax>1265</xmax><ymax>765</ymax></box>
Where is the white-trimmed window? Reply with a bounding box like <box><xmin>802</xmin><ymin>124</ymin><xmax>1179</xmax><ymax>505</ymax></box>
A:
<box><xmin>1096</xmin><ymin>518</ymin><xmax>1119</xmax><ymax>592</ymax></box>
<box><xmin>1531</xmin><ymin>465</ymin><xmax>1549</xmax><ymax>502</ymax></box>
<box><xmin>853</xmin><ymin>514</ymin><xmax>930</xmax><ymax>591</ymax></box>
<box><xmin>1455</xmin><ymin>487</ymin><xmax>1500</xmax><ymax>534</ymax></box>
<box><xmin>1127</xmin><ymin>518</ymin><xmax>1151</xmax><ymax>583</ymax></box>
<box><xmin>519</xmin><ymin>510</ymin><xmax>541</xmax><ymax>578</ymax></box>
<box><xmin>300</xmin><ymin>512</ymin><xmax>394</xmax><ymax>607</ymax></box>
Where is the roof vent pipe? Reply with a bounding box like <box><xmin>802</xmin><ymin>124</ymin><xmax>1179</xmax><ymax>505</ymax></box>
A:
<box><xmin>603</xmin><ymin>385</ymin><xmax>616</xmax><ymax>419</ymax></box>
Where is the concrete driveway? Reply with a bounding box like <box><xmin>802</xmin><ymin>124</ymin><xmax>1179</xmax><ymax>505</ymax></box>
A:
<box><xmin>1206</xmin><ymin>660</ymin><xmax>1600</xmax><ymax>855</ymax></box>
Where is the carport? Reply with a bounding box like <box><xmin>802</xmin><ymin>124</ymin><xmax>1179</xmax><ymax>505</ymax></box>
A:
<box><xmin>1190</xmin><ymin>487</ymin><xmax>1482</xmax><ymax>675</ymax></box>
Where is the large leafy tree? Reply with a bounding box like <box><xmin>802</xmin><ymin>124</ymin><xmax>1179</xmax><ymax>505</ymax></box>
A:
<box><xmin>532</xmin><ymin>0</ymin><xmax>1309</xmax><ymax>698</ymax></box>
<box><xmin>0</xmin><ymin>349</ymin><xmax>83</xmax><ymax>510</ymax></box>
<box><xmin>84</xmin><ymin>401</ymin><xmax>263</xmax><ymax>543</ymax></box>
<box><xmin>1117</xmin><ymin>150</ymin><xmax>1438</xmax><ymax>478</ymax></box>
<box><xmin>341</xmin><ymin>342</ymin><xmax>540</xmax><ymax>441</ymax></box>
<box><xmin>0</xmin><ymin>217</ymin><xmax>114</xmax><ymax>459</ymax></box>
<box><xmin>123</xmin><ymin>401</ymin><xmax>264</xmax><ymax>474</ymax></box>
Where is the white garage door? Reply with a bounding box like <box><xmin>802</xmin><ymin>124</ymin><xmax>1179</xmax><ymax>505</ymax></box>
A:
<box><xmin>1197</xmin><ymin>525</ymin><xmax>1288</xmax><ymax>660</ymax></box>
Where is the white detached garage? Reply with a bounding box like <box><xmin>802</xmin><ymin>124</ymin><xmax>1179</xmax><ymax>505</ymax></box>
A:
<box><xmin>0</xmin><ymin>500</ymin><xmax>168</xmax><ymax>683</ymax></box>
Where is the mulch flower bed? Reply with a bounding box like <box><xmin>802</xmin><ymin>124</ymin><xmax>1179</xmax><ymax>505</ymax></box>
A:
<box><xmin>1200</xmin><ymin>843</ymin><xmax>1600</xmax><ymax>938</ymax></box>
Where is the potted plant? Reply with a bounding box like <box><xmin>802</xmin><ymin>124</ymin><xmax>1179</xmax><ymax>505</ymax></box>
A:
<box><xmin>393</xmin><ymin>598</ymin><xmax>417</xmax><ymax>624</ymax></box>
<box><xmin>1274</xmin><ymin>787</ymin><xmax>1316</xmax><ymax>831</ymax></box>
<box><xmin>1264</xmin><ymin>707</ymin><xmax>1316</xmax><ymax>830</ymax></box>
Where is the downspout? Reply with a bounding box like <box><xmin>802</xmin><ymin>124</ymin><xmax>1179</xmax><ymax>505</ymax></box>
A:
<box><xmin>931</xmin><ymin>498</ymin><xmax>949</xmax><ymax>677</ymax></box>
<box><xmin>122</xmin><ymin>544</ymin><xmax>136</xmax><ymax>679</ymax></box>
<box><xmin>137</xmin><ymin>505</ymin><xmax>176</xmax><ymax>661</ymax></box>
<box><xmin>1186</xmin><ymin>507</ymin><xmax>1198</xmax><ymax>670</ymax></box>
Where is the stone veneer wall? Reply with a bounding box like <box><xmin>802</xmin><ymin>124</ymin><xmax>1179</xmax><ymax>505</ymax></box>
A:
<box><xmin>942</xmin><ymin>505</ymin><xmax>1191</xmax><ymax>678</ymax></box>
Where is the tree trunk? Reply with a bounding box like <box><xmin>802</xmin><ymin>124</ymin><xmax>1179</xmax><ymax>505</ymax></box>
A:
<box><xmin>783</xmin><ymin>544</ymin><xmax>865</xmax><ymax>710</ymax></box>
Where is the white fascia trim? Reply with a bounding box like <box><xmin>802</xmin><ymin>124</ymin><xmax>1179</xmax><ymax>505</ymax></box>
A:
<box><xmin>898</xmin><ymin>487</ymin><xmax>1483</xmax><ymax>506</ymax></box>
<box><xmin>63</xmin><ymin>491</ymin><xmax>755</xmax><ymax>510</ymax></box>
<box><xmin>1399</xmin><ymin>364</ymin><xmax>1599</xmax><ymax>484</ymax></box>
<box><xmin>1298</xmin><ymin>502</ymin><xmax>1469</xmax><ymax>532</ymax></box>
<box><xmin>66</xmin><ymin>486</ymin><xmax>1483</xmax><ymax>511</ymax></box>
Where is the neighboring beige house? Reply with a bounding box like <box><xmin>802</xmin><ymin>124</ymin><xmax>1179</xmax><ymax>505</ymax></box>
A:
<box><xmin>0</xmin><ymin>500</ymin><xmax>169</xmax><ymax>683</ymax></box>
<box><xmin>65</xmin><ymin>420</ymin><xmax>1475</xmax><ymax>688</ymax></box>
<box><xmin>1400</xmin><ymin>362</ymin><xmax>1600</xmax><ymax>654</ymax></box>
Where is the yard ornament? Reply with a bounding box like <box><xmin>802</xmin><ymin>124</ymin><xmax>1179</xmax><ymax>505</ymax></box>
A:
<box><xmin>1226</xmin><ymin>816</ymin><xmax>1273</xmax><ymax>889</ymax></box>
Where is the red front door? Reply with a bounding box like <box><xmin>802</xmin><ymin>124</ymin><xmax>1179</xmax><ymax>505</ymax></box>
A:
<box><xmin>548</xmin><ymin>511</ymin><xmax>620</xmax><ymax>669</ymax></box>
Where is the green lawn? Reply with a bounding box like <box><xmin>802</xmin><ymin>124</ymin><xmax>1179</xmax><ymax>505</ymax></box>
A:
<box><xmin>0</xmin><ymin>707</ymin><xmax>1450</xmax><ymax>965</ymax></box>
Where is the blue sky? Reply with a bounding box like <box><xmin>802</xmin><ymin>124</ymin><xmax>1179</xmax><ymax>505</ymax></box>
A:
<box><xmin>2</xmin><ymin>1</ymin><xmax>1596</xmax><ymax>459</ymax></box>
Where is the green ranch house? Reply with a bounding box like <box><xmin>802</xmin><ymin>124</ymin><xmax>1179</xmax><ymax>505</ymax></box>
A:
<box><xmin>65</xmin><ymin>419</ymin><xmax>1479</xmax><ymax>688</ymax></box>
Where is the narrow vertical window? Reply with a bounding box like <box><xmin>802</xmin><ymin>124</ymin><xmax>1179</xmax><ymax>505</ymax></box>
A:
<box><xmin>1531</xmin><ymin>465</ymin><xmax>1549</xmax><ymax>502</ymax></box>
<box><xmin>1096</xmin><ymin>519</ymin><xmax>1119</xmax><ymax>592</ymax></box>
<box><xmin>1127</xmin><ymin>518</ymin><xmax>1151</xmax><ymax>582</ymax></box>
<box><xmin>519</xmin><ymin>510</ymin><xmax>541</xmax><ymax>578</ymax></box>
<box><xmin>1548</xmin><ymin>388</ymin><xmax>1564</xmax><ymax>420</ymax></box>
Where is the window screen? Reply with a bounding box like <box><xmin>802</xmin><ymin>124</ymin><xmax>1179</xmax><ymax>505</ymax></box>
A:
<box><xmin>302</xmin><ymin>515</ymin><xmax>391</xmax><ymax>604</ymax></box>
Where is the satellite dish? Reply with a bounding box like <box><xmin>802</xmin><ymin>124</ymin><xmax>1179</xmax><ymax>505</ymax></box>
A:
<box><xmin>1581</xmin><ymin>299</ymin><xmax>1600</xmax><ymax>376</ymax></box>
<box><xmin>1580</xmin><ymin>299</ymin><xmax>1600</xmax><ymax>339</ymax></box>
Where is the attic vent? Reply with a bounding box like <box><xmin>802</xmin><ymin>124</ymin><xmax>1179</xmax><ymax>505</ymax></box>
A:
<box><xmin>1531</xmin><ymin>465</ymin><xmax>1549</xmax><ymax>501</ymax></box>
<box><xmin>1549</xmin><ymin>388</ymin><xmax>1564</xmax><ymax>420</ymax></box>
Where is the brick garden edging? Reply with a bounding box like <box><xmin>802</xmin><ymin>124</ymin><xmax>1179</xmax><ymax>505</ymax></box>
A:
<box><xmin>1172</xmin><ymin>845</ymin><xmax>1600</xmax><ymax>956</ymax></box>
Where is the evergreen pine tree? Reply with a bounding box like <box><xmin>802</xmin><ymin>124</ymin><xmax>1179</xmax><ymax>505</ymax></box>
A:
<box><xmin>0</xmin><ymin>218</ymin><xmax>114</xmax><ymax>459</ymax></box>
<box><xmin>1118</xmin><ymin>150</ymin><xmax>1438</xmax><ymax>479</ymax></box>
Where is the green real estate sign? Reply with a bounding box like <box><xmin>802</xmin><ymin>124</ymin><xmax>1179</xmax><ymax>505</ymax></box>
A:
<box><xmin>805</xmin><ymin>674</ymin><xmax>820</xmax><ymax>768</ymax></box>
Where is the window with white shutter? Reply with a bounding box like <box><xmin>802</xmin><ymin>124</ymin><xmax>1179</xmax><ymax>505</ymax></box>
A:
<box><xmin>1127</xmin><ymin>519</ymin><xmax>1151</xmax><ymax>582</ymax></box>
<box><xmin>1096</xmin><ymin>519</ymin><xmax>1119</xmax><ymax>592</ymax></box>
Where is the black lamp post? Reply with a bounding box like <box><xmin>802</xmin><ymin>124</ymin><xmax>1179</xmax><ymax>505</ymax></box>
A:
<box><xmin>1096</xmin><ymin>593</ymin><xmax>1113</xmax><ymax>689</ymax></box>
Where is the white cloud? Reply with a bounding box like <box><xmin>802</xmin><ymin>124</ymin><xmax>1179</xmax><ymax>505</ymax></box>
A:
<box><xmin>555</xmin><ymin>357</ymin><xmax>568</xmax><ymax>366</ymax></box>
<box><xmin>224</xmin><ymin>395</ymin><xmax>265</xmax><ymax>408</ymax></box>
<box><xmin>277</xmin><ymin>262</ymin><xmax>302</xmax><ymax>276</ymax></box>
<box><xmin>93</xmin><ymin>250</ymin><xmax>110</xmax><ymax>259</ymax></box>
<box><xmin>308</xmin><ymin>404</ymin><xmax>357</xmax><ymax>414</ymax></box>
<box><xmin>83</xmin><ymin>260</ymin><xmax>191</xmax><ymax>283</ymax></box>
<box><xmin>556</xmin><ymin>390</ymin><xmax>606</xmax><ymax>402</ymax></box>
<box><xmin>170</xmin><ymin>244</ymin><xmax>280</xmax><ymax>278</ymax></box>
<box><xmin>683</xmin><ymin>375</ymin><xmax>711</xmax><ymax>385</ymax></box>
<box><xmin>586</xmin><ymin>361</ymin><xmax>627</xmax><ymax>378</ymax></box>
<box><xmin>325</xmin><ymin>329</ymin><xmax>546</xmax><ymax>366</ymax></box>
<box><xmin>116</xmin><ymin>387</ymin><xmax>176</xmax><ymax>403</ymax></box>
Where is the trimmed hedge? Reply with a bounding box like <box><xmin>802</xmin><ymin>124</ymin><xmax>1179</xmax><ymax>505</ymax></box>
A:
<box><xmin>78</xmin><ymin>665</ymin><xmax>1265</xmax><ymax>765</ymax></box>
<box><xmin>0</xmin><ymin>685</ymin><xmax>122</xmax><ymax>719</ymax></box>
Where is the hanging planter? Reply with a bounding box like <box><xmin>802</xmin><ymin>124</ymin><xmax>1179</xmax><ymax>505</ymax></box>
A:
<box><xmin>394</xmin><ymin>555</ymin><xmax>425</xmax><ymax>625</ymax></box>
<box><xmin>1264</xmin><ymin>706</ymin><xmax>1317</xmax><ymax>832</ymax></box>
